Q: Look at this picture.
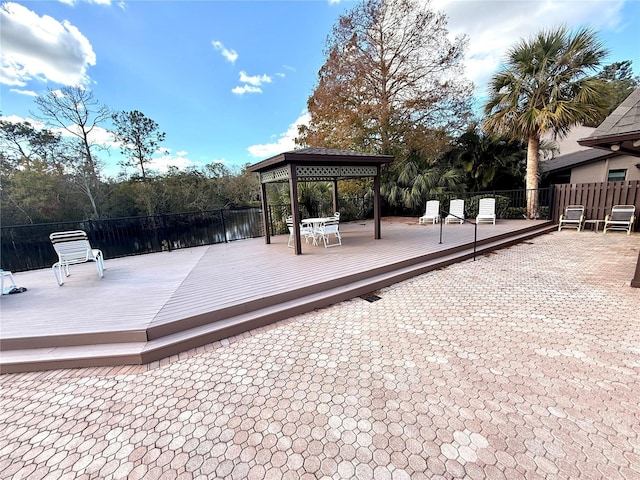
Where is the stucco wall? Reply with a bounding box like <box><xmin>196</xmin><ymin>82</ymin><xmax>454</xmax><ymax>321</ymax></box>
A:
<box><xmin>570</xmin><ymin>154</ymin><xmax>640</xmax><ymax>183</ymax></box>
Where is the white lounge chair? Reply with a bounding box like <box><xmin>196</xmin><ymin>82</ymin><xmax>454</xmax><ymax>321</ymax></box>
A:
<box><xmin>476</xmin><ymin>198</ymin><xmax>496</xmax><ymax>225</ymax></box>
<box><xmin>603</xmin><ymin>205</ymin><xmax>636</xmax><ymax>235</ymax></box>
<box><xmin>317</xmin><ymin>217</ymin><xmax>342</xmax><ymax>247</ymax></box>
<box><xmin>445</xmin><ymin>199</ymin><xmax>465</xmax><ymax>224</ymax></box>
<box><xmin>49</xmin><ymin>230</ymin><xmax>104</xmax><ymax>286</ymax></box>
<box><xmin>558</xmin><ymin>205</ymin><xmax>585</xmax><ymax>232</ymax></box>
<box><xmin>419</xmin><ymin>200</ymin><xmax>440</xmax><ymax>224</ymax></box>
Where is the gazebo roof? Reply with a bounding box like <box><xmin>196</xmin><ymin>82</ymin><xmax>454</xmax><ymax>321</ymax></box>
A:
<box><xmin>247</xmin><ymin>147</ymin><xmax>394</xmax><ymax>174</ymax></box>
<box><xmin>578</xmin><ymin>87</ymin><xmax>640</xmax><ymax>156</ymax></box>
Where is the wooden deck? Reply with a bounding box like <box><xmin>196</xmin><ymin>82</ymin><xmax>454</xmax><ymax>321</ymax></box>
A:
<box><xmin>0</xmin><ymin>218</ymin><xmax>555</xmax><ymax>373</ymax></box>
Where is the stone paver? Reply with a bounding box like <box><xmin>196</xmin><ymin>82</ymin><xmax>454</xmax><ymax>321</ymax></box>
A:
<box><xmin>1</xmin><ymin>231</ymin><xmax>639</xmax><ymax>479</ymax></box>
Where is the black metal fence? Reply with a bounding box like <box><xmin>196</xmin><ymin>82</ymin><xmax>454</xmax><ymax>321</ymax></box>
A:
<box><xmin>1</xmin><ymin>208</ymin><xmax>264</xmax><ymax>272</ymax></box>
<box><xmin>433</xmin><ymin>188</ymin><xmax>553</xmax><ymax>220</ymax></box>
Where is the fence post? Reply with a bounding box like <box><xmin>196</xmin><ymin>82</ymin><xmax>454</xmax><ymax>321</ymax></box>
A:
<box><xmin>162</xmin><ymin>214</ymin><xmax>171</xmax><ymax>252</ymax></box>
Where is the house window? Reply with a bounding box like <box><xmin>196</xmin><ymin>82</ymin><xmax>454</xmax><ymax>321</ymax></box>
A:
<box><xmin>607</xmin><ymin>169</ymin><xmax>627</xmax><ymax>182</ymax></box>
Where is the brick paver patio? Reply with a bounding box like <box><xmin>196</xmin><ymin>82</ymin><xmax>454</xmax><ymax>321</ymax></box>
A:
<box><xmin>1</xmin><ymin>231</ymin><xmax>639</xmax><ymax>479</ymax></box>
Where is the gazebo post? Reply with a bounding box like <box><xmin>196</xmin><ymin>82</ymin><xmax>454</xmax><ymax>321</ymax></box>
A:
<box><xmin>289</xmin><ymin>164</ymin><xmax>303</xmax><ymax>255</ymax></box>
<box><xmin>259</xmin><ymin>181</ymin><xmax>271</xmax><ymax>244</ymax></box>
<box><xmin>332</xmin><ymin>179</ymin><xmax>339</xmax><ymax>215</ymax></box>
<box><xmin>374</xmin><ymin>166</ymin><xmax>381</xmax><ymax>239</ymax></box>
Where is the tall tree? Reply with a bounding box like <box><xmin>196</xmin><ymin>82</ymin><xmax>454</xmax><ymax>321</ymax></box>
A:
<box><xmin>34</xmin><ymin>86</ymin><xmax>111</xmax><ymax>218</ymax></box>
<box><xmin>594</xmin><ymin>60</ymin><xmax>640</xmax><ymax>123</ymax></box>
<box><xmin>483</xmin><ymin>26</ymin><xmax>609</xmax><ymax>218</ymax></box>
<box><xmin>0</xmin><ymin>119</ymin><xmax>63</xmax><ymax>170</ymax></box>
<box><xmin>298</xmin><ymin>0</ymin><xmax>472</xmax><ymax>209</ymax></box>
<box><xmin>111</xmin><ymin>110</ymin><xmax>166</xmax><ymax>180</ymax></box>
<box><xmin>0</xmin><ymin>120</ymin><xmax>78</xmax><ymax>224</ymax></box>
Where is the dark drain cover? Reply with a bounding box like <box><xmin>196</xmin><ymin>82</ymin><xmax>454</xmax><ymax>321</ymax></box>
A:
<box><xmin>362</xmin><ymin>294</ymin><xmax>382</xmax><ymax>303</ymax></box>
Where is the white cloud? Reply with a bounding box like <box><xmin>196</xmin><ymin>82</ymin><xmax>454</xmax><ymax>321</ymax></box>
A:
<box><xmin>232</xmin><ymin>71</ymin><xmax>273</xmax><ymax>95</ymax></box>
<box><xmin>239</xmin><ymin>71</ymin><xmax>272</xmax><ymax>86</ymax></box>
<box><xmin>57</xmin><ymin>0</ymin><xmax>113</xmax><ymax>5</ymax></box>
<box><xmin>9</xmin><ymin>88</ymin><xmax>38</xmax><ymax>97</ymax></box>
<box><xmin>232</xmin><ymin>84</ymin><xmax>262</xmax><ymax>95</ymax></box>
<box><xmin>247</xmin><ymin>112</ymin><xmax>310</xmax><ymax>158</ymax></box>
<box><xmin>0</xmin><ymin>114</ymin><xmax>46</xmax><ymax>129</ymax></box>
<box><xmin>0</xmin><ymin>2</ymin><xmax>96</xmax><ymax>87</ymax></box>
<box><xmin>145</xmin><ymin>150</ymin><xmax>227</xmax><ymax>174</ymax></box>
<box><xmin>212</xmin><ymin>40</ymin><xmax>238</xmax><ymax>64</ymax></box>
<box><xmin>148</xmin><ymin>154</ymin><xmax>197</xmax><ymax>172</ymax></box>
<box><xmin>70</xmin><ymin>124</ymin><xmax>119</xmax><ymax>148</ymax></box>
<box><xmin>431</xmin><ymin>0</ymin><xmax>627</xmax><ymax>96</ymax></box>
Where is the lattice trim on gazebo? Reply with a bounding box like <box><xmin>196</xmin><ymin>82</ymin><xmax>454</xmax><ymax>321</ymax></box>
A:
<box><xmin>296</xmin><ymin>165</ymin><xmax>378</xmax><ymax>179</ymax></box>
<box><xmin>259</xmin><ymin>167</ymin><xmax>290</xmax><ymax>183</ymax></box>
<box><xmin>259</xmin><ymin>165</ymin><xmax>378</xmax><ymax>183</ymax></box>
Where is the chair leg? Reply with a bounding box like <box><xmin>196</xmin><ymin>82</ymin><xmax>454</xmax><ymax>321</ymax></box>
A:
<box><xmin>52</xmin><ymin>263</ymin><xmax>64</xmax><ymax>286</ymax></box>
<box><xmin>95</xmin><ymin>254</ymin><xmax>104</xmax><ymax>278</ymax></box>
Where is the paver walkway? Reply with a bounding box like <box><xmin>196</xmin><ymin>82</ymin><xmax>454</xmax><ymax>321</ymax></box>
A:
<box><xmin>1</xmin><ymin>231</ymin><xmax>639</xmax><ymax>479</ymax></box>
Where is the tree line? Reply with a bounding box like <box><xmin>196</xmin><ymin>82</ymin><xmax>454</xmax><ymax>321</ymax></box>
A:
<box><xmin>0</xmin><ymin>86</ymin><xmax>262</xmax><ymax>225</ymax></box>
<box><xmin>1</xmin><ymin>0</ymin><xmax>638</xmax><ymax>226</ymax></box>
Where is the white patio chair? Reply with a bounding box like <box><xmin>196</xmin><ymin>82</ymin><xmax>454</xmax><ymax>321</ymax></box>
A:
<box><xmin>557</xmin><ymin>205</ymin><xmax>585</xmax><ymax>232</ymax></box>
<box><xmin>286</xmin><ymin>217</ymin><xmax>315</xmax><ymax>247</ymax></box>
<box><xmin>49</xmin><ymin>230</ymin><xmax>104</xmax><ymax>286</ymax></box>
<box><xmin>603</xmin><ymin>205</ymin><xmax>636</xmax><ymax>235</ymax></box>
<box><xmin>476</xmin><ymin>198</ymin><xmax>496</xmax><ymax>225</ymax></box>
<box><xmin>445</xmin><ymin>199</ymin><xmax>465</xmax><ymax>224</ymax></box>
<box><xmin>419</xmin><ymin>200</ymin><xmax>440</xmax><ymax>224</ymax></box>
<box><xmin>317</xmin><ymin>217</ymin><xmax>342</xmax><ymax>248</ymax></box>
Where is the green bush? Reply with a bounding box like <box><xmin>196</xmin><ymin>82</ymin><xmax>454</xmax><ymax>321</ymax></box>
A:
<box><xmin>464</xmin><ymin>194</ymin><xmax>511</xmax><ymax>219</ymax></box>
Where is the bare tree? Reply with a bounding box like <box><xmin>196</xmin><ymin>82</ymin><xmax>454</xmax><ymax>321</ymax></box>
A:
<box><xmin>34</xmin><ymin>86</ymin><xmax>111</xmax><ymax>217</ymax></box>
<box><xmin>111</xmin><ymin>110</ymin><xmax>166</xmax><ymax>180</ymax></box>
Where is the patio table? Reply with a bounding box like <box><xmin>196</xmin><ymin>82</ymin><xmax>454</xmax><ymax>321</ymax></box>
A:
<box><xmin>583</xmin><ymin>219</ymin><xmax>604</xmax><ymax>233</ymax></box>
<box><xmin>301</xmin><ymin>217</ymin><xmax>332</xmax><ymax>246</ymax></box>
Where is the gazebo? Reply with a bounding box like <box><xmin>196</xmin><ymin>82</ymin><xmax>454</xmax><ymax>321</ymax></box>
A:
<box><xmin>247</xmin><ymin>147</ymin><xmax>394</xmax><ymax>254</ymax></box>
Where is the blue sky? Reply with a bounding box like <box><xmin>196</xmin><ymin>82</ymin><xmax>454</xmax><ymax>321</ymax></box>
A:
<box><xmin>1</xmin><ymin>0</ymin><xmax>639</xmax><ymax>177</ymax></box>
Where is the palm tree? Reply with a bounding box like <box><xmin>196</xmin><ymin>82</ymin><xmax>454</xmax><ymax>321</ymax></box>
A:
<box><xmin>483</xmin><ymin>26</ymin><xmax>608</xmax><ymax>218</ymax></box>
<box><xmin>444</xmin><ymin>128</ymin><xmax>527</xmax><ymax>191</ymax></box>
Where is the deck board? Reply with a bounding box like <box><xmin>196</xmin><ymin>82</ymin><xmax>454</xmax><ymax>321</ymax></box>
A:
<box><xmin>0</xmin><ymin>218</ymin><xmax>549</xmax><ymax>344</ymax></box>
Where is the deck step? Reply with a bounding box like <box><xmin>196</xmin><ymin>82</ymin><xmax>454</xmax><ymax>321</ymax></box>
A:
<box><xmin>0</xmin><ymin>223</ymin><xmax>555</xmax><ymax>374</ymax></box>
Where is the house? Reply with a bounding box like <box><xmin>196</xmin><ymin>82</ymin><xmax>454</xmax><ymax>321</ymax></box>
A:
<box><xmin>541</xmin><ymin>148</ymin><xmax>640</xmax><ymax>185</ymax></box>
<box><xmin>541</xmin><ymin>88</ymin><xmax>640</xmax><ymax>184</ymax></box>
